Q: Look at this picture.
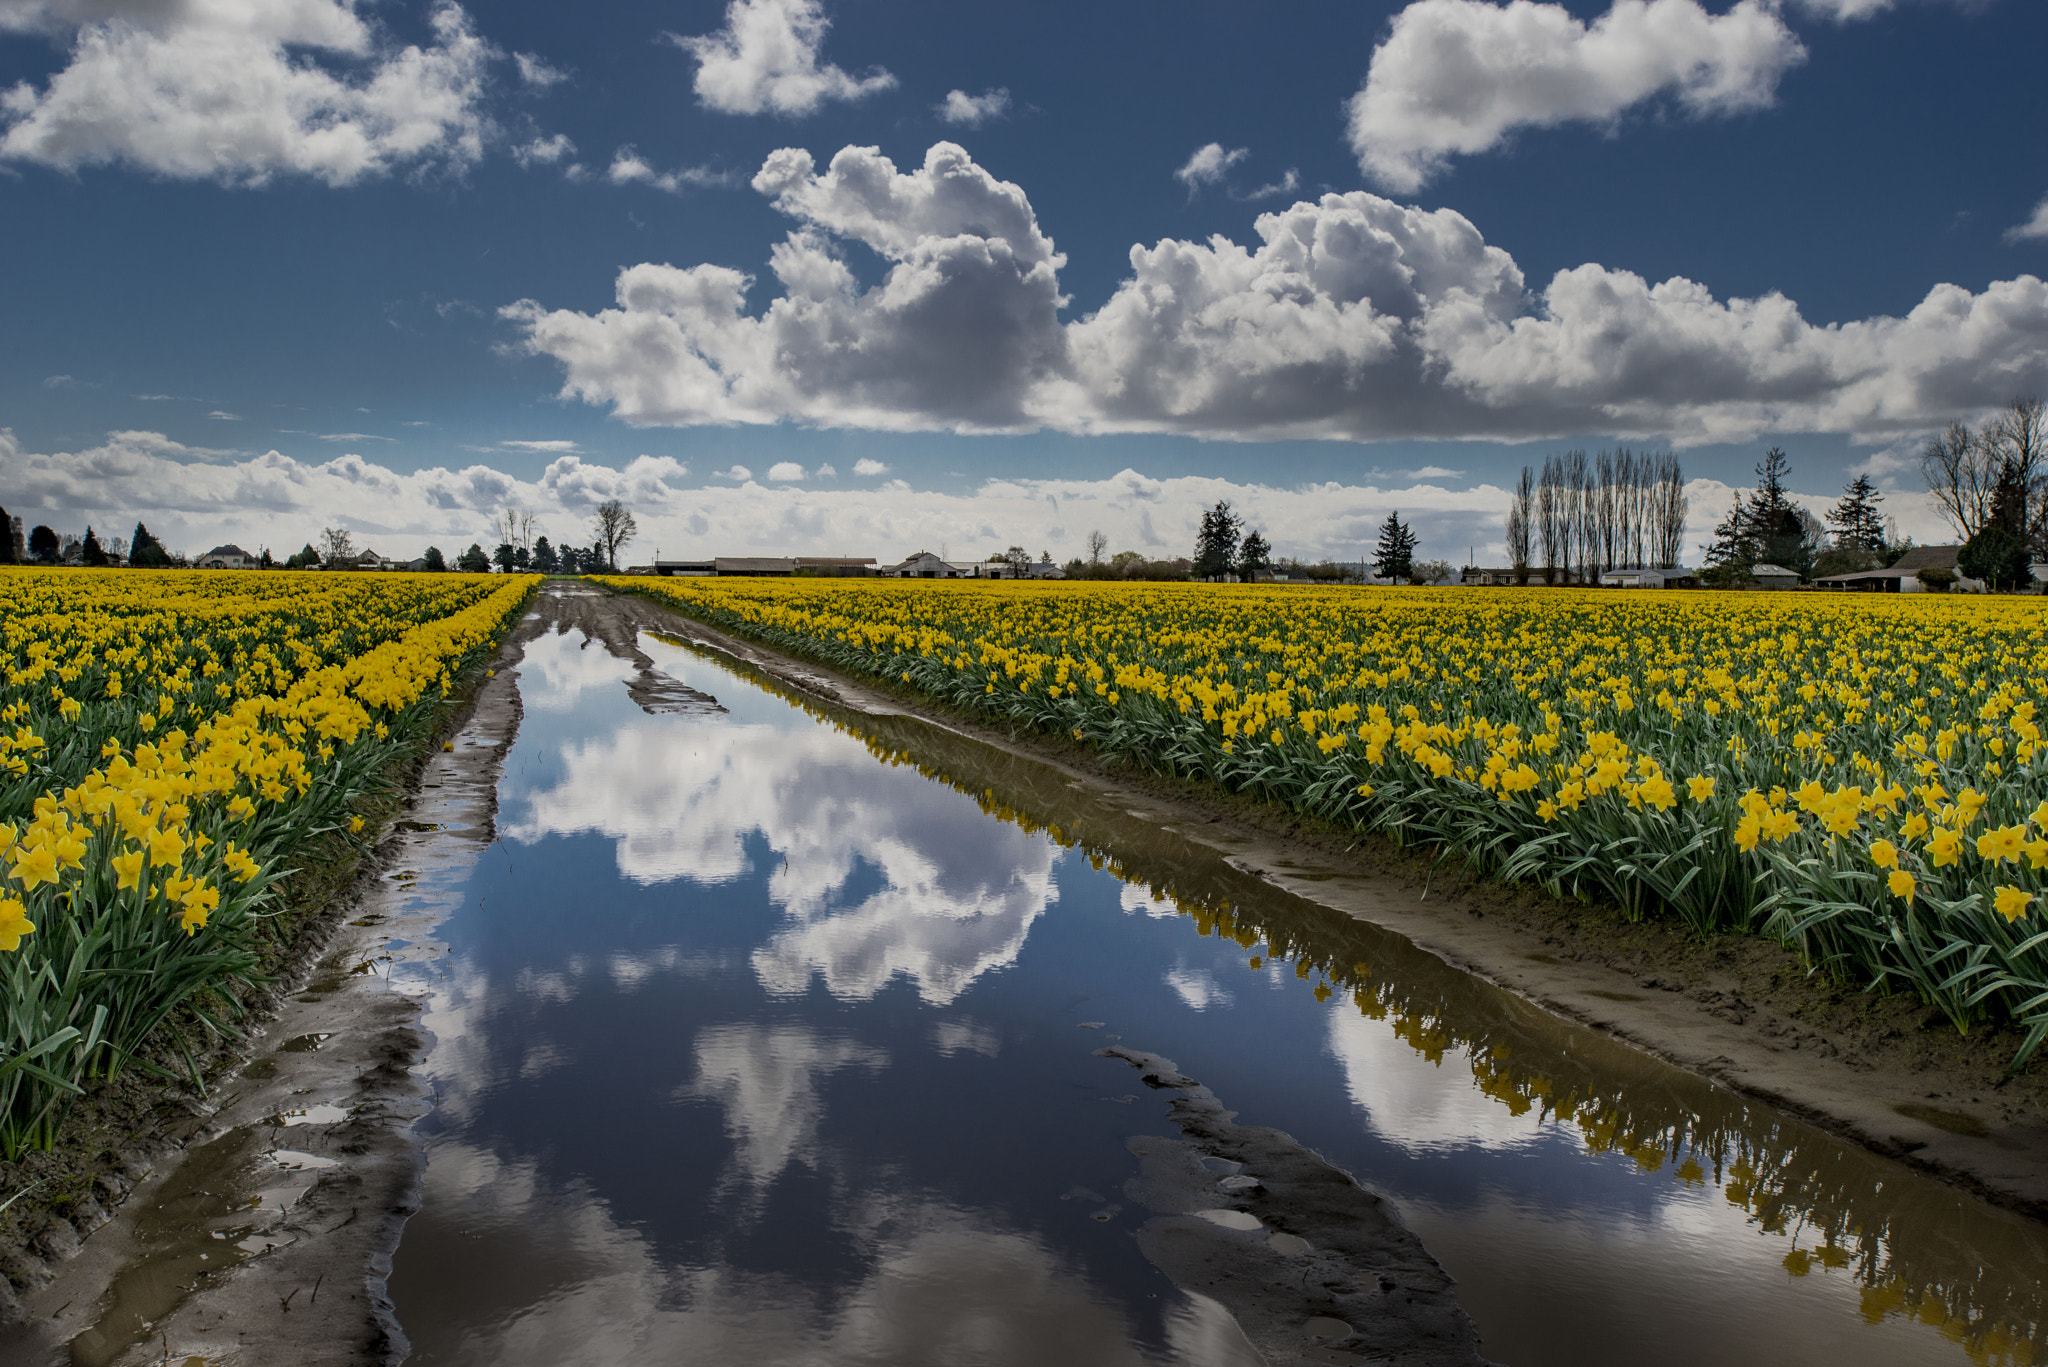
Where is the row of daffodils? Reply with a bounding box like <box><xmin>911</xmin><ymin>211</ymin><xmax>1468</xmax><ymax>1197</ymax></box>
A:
<box><xmin>0</xmin><ymin>568</ymin><xmax>535</xmax><ymax>1157</ymax></box>
<box><xmin>611</xmin><ymin>577</ymin><xmax>2048</xmax><ymax>1068</ymax></box>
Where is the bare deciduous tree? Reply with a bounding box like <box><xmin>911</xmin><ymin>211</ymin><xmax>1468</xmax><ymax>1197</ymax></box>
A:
<box><xmin>1085</xmin><ymin>529</ymin><xmax>1108</xmax><ymax>564</ymax></box>
<box><xmin>590</xmin><ymin>499</ymin><xmax>636</xmax><ymax>571</ymax></box>
<box><xmin>1506</xmin><ymin>466</ymin><xmax>1534</xmax><ymax>579</ymax></box>
<box><xmin>1649</xmin><ymin>452</ymin><xmax>1688</xmax><ymax>569</ymax></box>
<box><xmin>321</xmin><ymin>527</ymin><xmax>355</xmax><ymax>565</ymax></box>
<box><xmin>1537</xmin><ymin>455</ymin><xmax>1562</xmax><ymax>584</ymax></box>
<box><xmin>1921</xmin><ymin>420</ymin><xmax>2000</xmax><ymax>540</ymax></box>
<box><xmin>494</xmin><ymin>506</ymin><xmax>540</xmax><ymax>554</ymax></box>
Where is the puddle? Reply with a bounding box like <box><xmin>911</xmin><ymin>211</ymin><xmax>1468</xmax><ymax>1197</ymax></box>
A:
<box><xmin>380</xmin><ymin>621</ymin><xmax>2048</xmax><ymax>1367</ymax></box>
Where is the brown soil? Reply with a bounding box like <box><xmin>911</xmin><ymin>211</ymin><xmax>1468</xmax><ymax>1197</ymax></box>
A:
<box><xmin>625</xmin><ymin>586</ymin><xmax>2048</xmax><ymax>1222</ymax></box>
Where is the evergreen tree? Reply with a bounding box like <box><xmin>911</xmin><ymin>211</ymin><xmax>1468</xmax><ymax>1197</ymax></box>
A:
<box><xmin>1960</xmin><ymin>525</ymin><xmax>2033</xmax><ymax>591</ymax></box>
<box><xmin>0</xmin><ymin>506</ymin><xmax>12</xmax><ymax>563</ymax></box>
<box><xmin>532</xmin><ymin>537</ymin><xmax>558</xmax><ymax>573</ymax></box>
<box><xmin>1236</xmin><ymin>529</ymin><xmax>1271</xmax><ymax>582</ymax></box>
<box><xmin>1373</xmin><ymin>511</ymin><xmax>1417</xmax><ymax>582</ymax></box>
<box><xmin>28</xmin><ymin>525</ymin><xmax>59</xmax><ymax>563</ymax></box>
<box><xmin>492</xmin><ymin>542</ymin><xmax>516</xmax><ymax>572</ymax></box>
<box><xmin>457</xmin><ymin>543</ymin><xmax>491</xmax><ymax>572</ymax></box>
<box><xmin>129</xmin><ymin>521</ymin><xmax>171</xmax><ymax>567</ymax></box>
<box><xmin>81</xmin><ymin>526</ymin><xmax>107</xmax><ymax>566</ymax></box>
<box><xmin>1192</xmin><ymin>501</ymin><xmax>1241</xmax><ymax>580</ymax></box>
<box><xmin>422</xmin><ymin>546</ymin><xmax>447</xmax><ymax>572</ymax></box>
<box><xmin>259</xmin><ymin>547</ymin><xmax>274</xmax><ymax>569</ymax></box>
<box><xmin>1827</xmin><ymin>474</ymin><xmax>1886</xmax><ymax>553</ymax></box>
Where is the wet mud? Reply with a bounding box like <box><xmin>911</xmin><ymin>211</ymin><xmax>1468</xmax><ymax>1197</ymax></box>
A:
<box><xmin>1102</xmin><ymin>1046</ymin><xmax>1491</xmax><ymax>1367</ymax></box>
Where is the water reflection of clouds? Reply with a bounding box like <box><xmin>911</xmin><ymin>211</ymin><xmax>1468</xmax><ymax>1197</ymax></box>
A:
<box><xmin>678</xmin><ymin>1022</ymin><xmax>888</xmax><ymax>1197</ymax></box>
<box><xmin>1324</xmin><ymin>1004</ymin><xmax>1547</xmax><ymax>1154</ymax></box>
<box><xmin>403</xmin><ymin>1140</ymin><xmax>1264</xmax><ymax>1367</ymax></box>
<box><xmin>504</xmin><ymin>692</ymin><xmax>1061</xmax><ymax>1006</ymax></box>
<box><xmin>513</xmin><ymin>628</ymin><xmax>637</xmax><ymax>713</ymax></box>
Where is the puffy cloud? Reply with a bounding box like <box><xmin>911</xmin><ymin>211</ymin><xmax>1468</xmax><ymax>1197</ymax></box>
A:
<box><xmin>720</xmin><ymin>464</ymin><xmax>753</xmax><ymax>481</ymax></box>
<box><xmin>512</xmin><ymin>50</ymin><xmax>564</xmax><ymax>87</ymax></box>
<box><xmin>606</xmin><ymin>147</ymin><xmax>732</xmax><ymax>192</ymax></box>
<box><xmin>0</xmin><ymin>0</ymin><xmax>495</xmax><ymax>185</ymax></box>
<box><xmin>766</xmin><ymin>460</ymin><xmax>804</xmax><ymax>481</ymax></box>
<box><xmin>673</xmin><ymin>0</ymin><xmax>894</xmax><ymax>117</ymax></box>
<box><xmin>505</xmin><ymin>142</ymin><xmax>1068</xmax><ymax>433</ymax></box>
<box><xmin>510</xmin><ymin>141</ymin><xmax>2048</xmax><ymax>446</ymax></box>
<box><xmin>852</xmin><ymin>458</ymin><xmax>888</xmax><ymax>476</ymax></box>
<box><xmin>936</xmin><ymin>86</ymin><xmax>1009</xmax><ymax>127</ymax></box>
<box><xmin>814</xmin><ymin>462</ymin><xmax>836</xmax><ymax>476</ymax></box>
<box><xmin>513</xmin><ymin>131</ymin><xmax>573</xmax><ymax>167</ymax></box>
<box><xmin>1173</xmin><ymin>142</ymin><xmax>1245</xmax><ymax>192</ymax></box>
<box><xmin>1345</xmin><ymin>0</ymin><xmax>1805</xmax><ymax>193</ymax></box>
<box><xmin>2008</xmin><ymin>196</ymin><xmax>2048</xmax><ymax>245</ymax></box>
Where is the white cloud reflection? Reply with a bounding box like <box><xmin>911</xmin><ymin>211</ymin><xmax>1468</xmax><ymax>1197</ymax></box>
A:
<box><xmin>678</xmin><ymin>1021</ymin><xmax>887</xmax><ymax>1194</ymax></box>
<box><xmin>401</xmin><ymin>1138</ymin><xmax>1263</xmax><ymax>1367</ymax></box>
<box><xmin>1325</xmin><ymin>1003</ymin><xmax>1547</xmax><ymax>1153</ymax></box>
<box><xmin>503</xmin><ymin>632</ymin><xmax>1061</xmax><ymax>1005</ymax></box>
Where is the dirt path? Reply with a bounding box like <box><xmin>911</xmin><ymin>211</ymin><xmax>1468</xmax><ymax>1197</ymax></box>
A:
<box><xmin>627</xmin><ymin>586</ymin><xmax>2048</xmax><ymax>1222</ymax></box>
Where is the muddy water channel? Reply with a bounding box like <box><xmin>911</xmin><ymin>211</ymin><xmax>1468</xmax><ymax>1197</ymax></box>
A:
<box><xmin>384</xmin><ymin>614</ymin><xmax>2048</xmax><ymax>1367</ymax></box>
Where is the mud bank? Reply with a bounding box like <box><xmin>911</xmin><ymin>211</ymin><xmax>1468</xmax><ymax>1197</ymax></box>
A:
<box><xmin>626</xmin><ymin>587</ymin><xmax>2048</xmax><ymax>1221</ymax></box>
<box><xmin>1102</xmin><ymin>1046</ymin><xmax>1491</xmax><ymax>1367</ymax></box>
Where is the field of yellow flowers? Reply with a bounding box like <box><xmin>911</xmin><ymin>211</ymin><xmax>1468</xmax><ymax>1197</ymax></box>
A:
<box><xmin>610</xmin><ymin>576</ymin><xmax>2048</xmax><ymax>1066</ymax></box>
<box><xmin>0</xmin><ymin>568</ymin><xmax>535</xmax><ymax>1156</ymax></box>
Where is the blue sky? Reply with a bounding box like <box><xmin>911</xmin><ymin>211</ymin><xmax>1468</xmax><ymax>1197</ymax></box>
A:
<box><xmin>3</xmin><ymin>0</ymin><xmax>2045</xmax><ymax>564</ymax></box>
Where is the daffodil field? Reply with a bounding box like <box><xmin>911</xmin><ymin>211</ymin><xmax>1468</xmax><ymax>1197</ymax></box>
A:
<box><xmin>610</xmin><ymin>577</ymin><xmax>2048</xmax><ymax>1066</ymax></box>
<box><xmin>0</xmin><ymin>568</ymin><xmax>534</xmax><ymax>1156</ymax></box>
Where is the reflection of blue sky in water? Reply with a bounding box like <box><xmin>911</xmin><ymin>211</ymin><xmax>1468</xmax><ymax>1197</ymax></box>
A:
<box><xmin>389</xmin><ymin>625</ymin><xmax>2016</xmax><ymax>1367</ymax></box>
<box><xmin>501</xmin><ymin>630</ymin><xmax>1057</xmax><ymax>1006</ymax></box>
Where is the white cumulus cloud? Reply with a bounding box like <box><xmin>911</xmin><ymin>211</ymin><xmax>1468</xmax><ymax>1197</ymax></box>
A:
<box><xmin>673</xmin><ymin>0</ymin><xmax>894</xmax><ymax>117</ymax></box>
<box><xmin>936</xmin><ymin>87</ymin><xmax>1009</xmax><ymax>127</ymax></box>
<box><xmin>719</xmin><ymin>464</ymin><xmax>753</xmax><ymax>481</ymax></box>
<box><xmin>507</xmin><ymin>141</ymin><xmax>2048</xmax><ymax>447</ymax></box>
<box><xmin>1346</xmin><ymin>0</ymin><xmax>1805</xmax><ymax>193</ymax></box>
<box><xmin>852</xmin><ymin>458</ymin><xmax>888</xmax><ymax>476</ymax></box>
<box><xmin>0</xmin><ymin>0</ymin><xmax>496</xmax><ymax>185</ymax></box>
<box><xmin>766</xmin><ymin>460</ymin><xmax>804</xmax><ymax>481</ymax></box>
<box><xmin>1173</xmin><ymin>142</ymin><xmax>1246</xmax><ymax>193</ymax></box>
<box><xmin>607</xmin><ymin>147</ymin><xmax>733</xmax><ymax>192</ymax></box>
<box><xmin>514</xmin><ymin>132</ymin><xmax>573</xmax><ymax>167</ymax></box>
<box><xmin>2008</xmin><ymin>196</ymin><xmax>2048</xmax><ymax>245</ymax></box>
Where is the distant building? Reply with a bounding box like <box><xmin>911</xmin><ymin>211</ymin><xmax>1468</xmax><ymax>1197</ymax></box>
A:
<box><xmin>197</xmin><ymin>544</ymin><xmax>252</xmax><ymax>569</ymax></box>
<box><xmin>1750</xmin><ymin>563</ymin><xmax>1801</xmax><ymax>590</ymax></box>
<box><xmin>1598</xmin><ymin>566</ymin><xmax>1698</xmax><ymax>589</ymax></box>
<box><xmin>881</xmin><ymin>551</ymin><xmax>969</xmax><ymax>579</ymax></box>
<box><xmin>1813</xmin><ymin>545</ymin><xmax>1966</xmax><ymax>594</ymax></box>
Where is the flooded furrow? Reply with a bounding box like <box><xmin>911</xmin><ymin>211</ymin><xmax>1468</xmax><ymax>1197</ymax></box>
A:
<box><xmin>369</xmin><ymin>587</ymin><xmax>2047</xmax><ymax>1367</ymax></box>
